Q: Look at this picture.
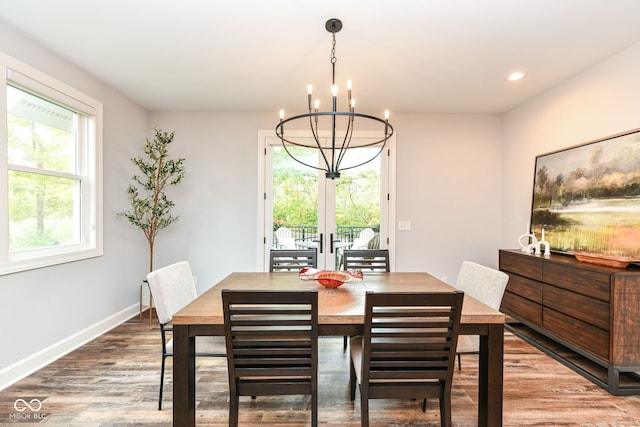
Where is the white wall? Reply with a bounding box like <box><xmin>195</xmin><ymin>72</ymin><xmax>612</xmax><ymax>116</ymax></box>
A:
<box><xmin>0</xmin><ymin>22</ymin><xmax>150</xmax><ymax>383</ymax></box>
<box><xmin>393</xmin><ymin>114</ymin><xmax>504</xmax><ymax>279</ymax></box>
<box><xmin>501</xmin><ymin>41</ymin><xmax>640</xmax><ymax>248</ymax></box>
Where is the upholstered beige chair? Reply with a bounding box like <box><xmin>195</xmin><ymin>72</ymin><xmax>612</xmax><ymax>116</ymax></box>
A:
<box><xmin>453</xmin><ymin>261</ymin><xmax>508</xmax><ymax>369</ymax></box>
<box><xmin>146</xmin><ymin>261</ymin><xmax>226</xmax><ymax>410</ymax></box>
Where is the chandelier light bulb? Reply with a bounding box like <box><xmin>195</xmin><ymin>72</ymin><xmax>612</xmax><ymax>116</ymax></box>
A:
<box><xmin>331</xmin><ymin>85</ymin><xmax>338</xmax><ymax>97</ymax></box>
<box><xmin>384</xmin><ymin>110</ymin><xmax>389</xmax><ymax>120</ymax></box>
<box><xmin>280</xmin><ymin>109</ymin><xmax>284</xmax><ymax>120</ymax></box>
<box><xmin>314</xmin><ymin>100</ymin><xmax>320</xmax><ymax>110</ymax></box>
<box><xmin>307</xmin><ymin>85</ymin><xmax>313</xmax><ymax>110</ymax></box>
<box><xmin>347</xmin><ymin>80</ymin><xmax>352</xmax><ymax>90</ymax></box>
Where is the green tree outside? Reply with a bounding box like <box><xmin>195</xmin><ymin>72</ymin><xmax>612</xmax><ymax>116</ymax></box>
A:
<box><xmin>7</xmin><ymin>113</ymin><xmax>76</xmax><ymax>250</ymax></box>
<box><xmin>272</xmin><ymin>145</ymin><xmax>380</xmax><ymax>230</ymax></box>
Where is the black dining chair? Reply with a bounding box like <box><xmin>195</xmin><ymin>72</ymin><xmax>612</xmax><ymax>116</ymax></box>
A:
<box><xmin>222</xmin><ymin>289</ymin><xmax>319</xmax><ymax>427</ymax></box>
<box><xmin>342</xmin><ymin>249</ymin><xmax>391</xmax><ymax>349</ymax></box>
<box><xmin>269</xmin><ymin>249</ymin><xmax>317</xmax><ymax>272</ymax></box>
<box><xmin>343</xmin><ymin>249</ymin><xmax>390</xmax><ymax>272</ymax></box>
<box><xmin>349</xmin><ymin>290</ymin><xmax>464</xmax><ymax>427</ymax></box>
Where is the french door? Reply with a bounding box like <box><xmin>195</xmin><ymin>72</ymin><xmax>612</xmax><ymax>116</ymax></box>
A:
<box><xmin>257</xmin><ymin>130</ymin><xmax>395</xmax><ymax>271</ymax></box>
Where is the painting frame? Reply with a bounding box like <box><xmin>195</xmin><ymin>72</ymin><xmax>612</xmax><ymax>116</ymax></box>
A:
<box><xmin>530</xmin><ymin>127</ymin><xmax>640</xmax><ymax>259</ymax></box>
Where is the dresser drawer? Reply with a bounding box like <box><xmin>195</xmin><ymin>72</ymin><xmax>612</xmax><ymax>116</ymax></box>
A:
<box><xmin>501</xmin><ymin>291</ymin><xmax>542</xmax><ymax>327</ymax></box>
<box><xmin>543</xmin><ymin>307</ymin><xmax>609</xmax><ymax>361</ymax></box>
<box><xmin>505</xmin><ymin>273</ymin><xmax>542</xmax><ymax>304</ymax></box>
<box><xmin>544</xmin><ymin>262</ymin><xmax>610</xmax><ymax>302</ymax></box>
<box><xmin>500</xmin><ymin>250</ymin><xmax>542</xmax><ymax>281</ymax></box>
<box><xmin>543</xmin><ymin>284</ymin><xmax>610</xmax><ymax>331</ymax></box>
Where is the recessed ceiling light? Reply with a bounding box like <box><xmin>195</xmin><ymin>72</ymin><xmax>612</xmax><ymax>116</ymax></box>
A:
<box><xmin>507</xmin><ymin>71</ymin><xmax>527</xmax><ymax>81</ymax></box>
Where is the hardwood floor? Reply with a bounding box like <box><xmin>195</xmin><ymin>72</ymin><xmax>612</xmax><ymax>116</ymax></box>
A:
<box><xmin>2</xmin><ymin>312</ymin><xmax>640</xmax><ymax>426</ymax></box>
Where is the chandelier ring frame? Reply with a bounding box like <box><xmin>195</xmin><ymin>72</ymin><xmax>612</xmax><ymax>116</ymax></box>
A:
<box><xmin>275</xmin><ymin>111</ymin><xmax>394</xmax><ymax>149</ymax></box>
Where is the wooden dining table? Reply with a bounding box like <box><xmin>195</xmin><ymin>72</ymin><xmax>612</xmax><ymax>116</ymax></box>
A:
<box><xmin>172</xmin><ymin>272</ymin><xmax>505</xmax><ymax>426</ymax></box>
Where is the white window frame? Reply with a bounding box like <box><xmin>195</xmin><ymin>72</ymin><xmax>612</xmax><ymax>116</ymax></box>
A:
<box><xmin>0</xmin><ymin>51</ymin><xmax>103</xmax><ymax>275</ymax></box>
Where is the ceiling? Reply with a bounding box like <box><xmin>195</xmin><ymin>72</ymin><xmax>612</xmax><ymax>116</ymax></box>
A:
<box><xmin>2</xmin><ymin>0</ymin><xmax>640</xmax><ymax>115</ymax></box>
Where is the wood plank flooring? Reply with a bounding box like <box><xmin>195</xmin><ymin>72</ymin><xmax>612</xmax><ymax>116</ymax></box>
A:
<box><xmin>1</xmin><ymin>312</ymin><xmax>640</xmax><ymax>426</ymax></box>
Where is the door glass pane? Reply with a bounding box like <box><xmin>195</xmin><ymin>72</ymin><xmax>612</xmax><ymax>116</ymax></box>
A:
<box><xmin>272</xmin><ymin>145</ymin><xmax>319</xmax><ymax>248</ymax></box>
<box><xmin>335</xmin><ymin>147</ymin><xmax>382</xmax><ymax>252</ymax></box>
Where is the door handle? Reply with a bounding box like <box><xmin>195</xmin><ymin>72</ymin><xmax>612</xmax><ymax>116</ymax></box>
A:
<box><xmin>330</xmin><ymin>233</ymin><xmax>334</xmax><ymax>254</ymax></box>
<box><xmin>318</xmin><ymin>233</ymin><xmax>324</xmax><ymax>254</ymax></box>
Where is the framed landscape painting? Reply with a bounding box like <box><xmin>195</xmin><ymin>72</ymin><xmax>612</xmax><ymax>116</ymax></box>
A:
<box><xmin>530</xmin><ymin>128</ymin><xmax>640</xmax><ymax>260</ymax></box>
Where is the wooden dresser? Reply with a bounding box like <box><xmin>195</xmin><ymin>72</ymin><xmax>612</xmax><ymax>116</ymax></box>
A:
<box><xmin>499</xmin><ymin>249</ymin><xmax>640</xmax><ymax>395</ymax></box>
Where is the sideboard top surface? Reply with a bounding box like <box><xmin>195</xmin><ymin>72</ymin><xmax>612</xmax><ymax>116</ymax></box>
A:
<box><xmin>500</xmin><ymin>249</ymin><xmax>640</xmax><ymax>276</ymax></box>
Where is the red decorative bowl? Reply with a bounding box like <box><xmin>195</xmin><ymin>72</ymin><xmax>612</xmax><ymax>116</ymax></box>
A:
<box><xmin>299</xmin><ymin>268</ymin><xmax>363</xmax><ymax>288</ymax></box>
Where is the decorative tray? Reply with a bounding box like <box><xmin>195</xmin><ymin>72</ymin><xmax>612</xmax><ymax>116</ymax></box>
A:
<box><xmin>568</xmin><ymin>251</ymin><xmax>638</xmax><ymax>268</ymax></box>
<box><xmin>299</xmin><ymin>268</ymin><xmax>363</xmax><ymax>288</ymax></box>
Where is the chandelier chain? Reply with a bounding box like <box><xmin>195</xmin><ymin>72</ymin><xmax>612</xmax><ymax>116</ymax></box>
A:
<box><xmin>331</xmin><ymin>34</ymin><xmax>337</xmax><ymax>65</ymax></box>
<box><xmin>331</xmin><ymin>34</ymin><xmax>337</xmax><ymax>84</ymax></box>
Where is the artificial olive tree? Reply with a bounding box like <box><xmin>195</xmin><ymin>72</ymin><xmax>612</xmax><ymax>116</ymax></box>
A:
<box><xmin>118</xmin><ymin>128</ymin><xmax>185</xmax><ymax>272</ymax></box>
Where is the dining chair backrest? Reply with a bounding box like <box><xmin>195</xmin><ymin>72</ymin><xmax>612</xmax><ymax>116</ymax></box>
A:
<box><xmin>453</xmin><ymin>260</ymin><xmax>508</xmax><ymax>369</ymax></box>
<box><xmin>349</xmin><ymin>290</ymin><xmax>464</xmax><ymax>427</ymax></box>
<box><xmin>147</xmin><ymin>261</ymin><xmax>197</xmax><ymax>325</ymax></box>
<box><xmin>222</xmin><ymin>289</ymin><xmax>319</xmax><ymax>427</ymax></box>
<box><xmin>270</xmin><ymin>249</ymin><xmax>317</xmax><ymax>272</ymax></box>
<box><xmin>275</xmin><ymin>227</ymin><xmax>297</xmax><ymax>249</ymax></box>
<box><xmin>454</xmin><ymin>261</ymin><xmax>508</xmax><ymax>310</ymax></box>
<box><xmin>343</xmin><ymin>249</ymin><xmax>390</xmax><ymax>272</ymax></box>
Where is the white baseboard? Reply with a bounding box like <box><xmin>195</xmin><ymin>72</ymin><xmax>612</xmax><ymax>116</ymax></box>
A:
<box><xmin>0</xmin><ymin>304</ymin><xmax>140</xmax><ymax>391</ymax></box>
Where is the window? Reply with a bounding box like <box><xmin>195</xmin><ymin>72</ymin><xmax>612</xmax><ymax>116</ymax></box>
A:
<box><xmin>0</xmin><ymin>52</ymin><xmax>103</xmax><ymax>275</ymax></box>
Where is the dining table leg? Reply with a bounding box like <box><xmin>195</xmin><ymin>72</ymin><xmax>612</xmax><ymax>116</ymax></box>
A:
<box><xmin>173</xmin><ymin>324</ymin><xmax>196</xmax><ymax>427</ymax></box>
<box><xmin>478</xmin><ymin>323</ymin><xmax>504</xmax><ymax>427</ymax></box>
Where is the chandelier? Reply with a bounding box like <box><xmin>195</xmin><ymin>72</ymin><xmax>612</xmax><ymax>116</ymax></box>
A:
<box><xmin>275</xmin><ymin>18</ymin><xmax>394</xmax><ymax>179</ymax></box>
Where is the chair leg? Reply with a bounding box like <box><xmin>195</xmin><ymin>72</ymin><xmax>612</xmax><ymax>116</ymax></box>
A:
<box><xmin>422</xmin><ymin>398</ymin><xmax>427</xmax><ymax>412</ymax></box>
<box><xmin>312</xmin><ymin>391</ymin><xmax>318</xmax><ymax>427</ymax></box>
<box><xmin>343</xmin><ymin>335</ymin><xmax>348</xmax><ymax>350</ymax></box>
<box><xmin>360</xmin><ymin>393</ymin><xmax>369</xmax><ymax>427</ymax></box>
<box><xmin>349</xmin><ymin>356</ymin><xmax>356</xmax><ymax>401</ymax></box>
<box><xmin>229</xmin><ymin>394</ymin><xmax>239</xmax><ymax>427</ymax></box>
<box><xmin>440</xmin><ymin>390</ymin><xmax>451</xmax><ymax>427</ymax></box>
<box><xmin>457</xmin><ymin>353</ymin><xmax>461</xmax><ymax>370</ymax></box>
<box><xmin>158</xmin><ymin>354</ymin><xmax>166</xmax><ymax>410</ymax></box>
